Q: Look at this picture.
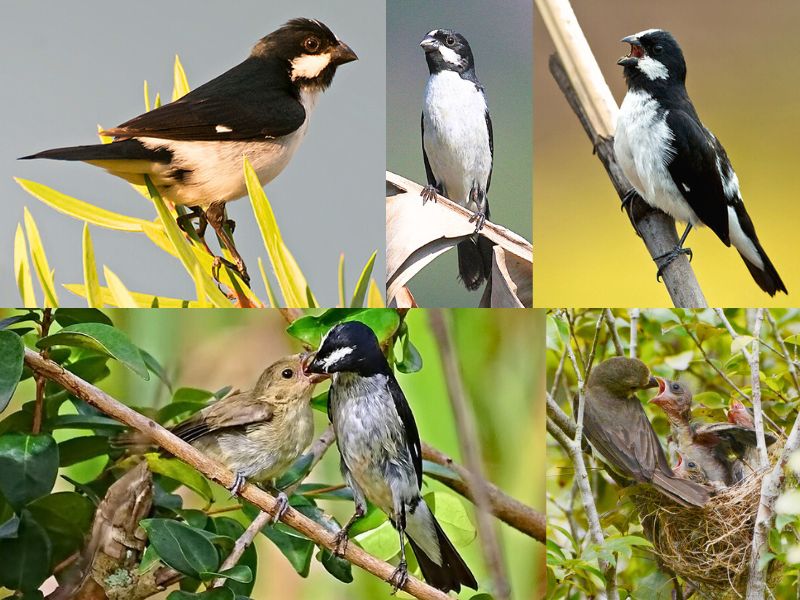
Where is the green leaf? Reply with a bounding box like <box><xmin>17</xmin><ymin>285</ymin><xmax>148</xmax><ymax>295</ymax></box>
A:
<box><xmin>212</xmin><ymin>517</ymin><xmax>257</xmax><ymax>596</ymax></box>
<box><xmin>204</xmin><ymin>565</ymin><xmax>253</xmax><ymax>584</ymax></box>
<box><xmin>317</xmin><ymin>547</ymin><xmax>353</xmax><ymax>583</ymax></box>
<box><xmin>145</xmin><ymin>454</ymin><xmax>214</xmax><ymax>501</ymax></box>
<box><xmin>172</xmin><ymin>55</ymin><xmax>190</xmax><ymax>101</ymax></box>
<box><xmin>37</xmin><ymin>322</ymin><xmax>149</xmax><ymax>380</ymax></box>
<box><xmin>141</xmin><ymin>349</ymin><xmax>172</xmax><ymax>392</ymax></box>
<box><xmin>354</xmin><ymin>519</ymin><xmax>398</xmax><ymax>561</ymax></box>
<box><xmin>80</xmin><ymin>223</ymin><xmax>102</xmax><ymax>307</ymax></box>
<box><xmin>731</xmin><ymin>335</ymin><xmax>755</xmax><ymax>355</ymax></box>
<box><xmin>367</xmin><ymin>278</ymin><xmax>384</xmax><ymax>307</ymax></box>
<box><xmin>0</xmin><ymin>331</ymin><xmax>24</xmax><ymax>413</ymax></box>
<box><xmin>15</xmin><ymin>178</ymin><xmax>149</xmax><ymax>231</ymax></box>
<box><xmin>0</xmin><ymin>515</ymin><xmax>20</xmax><ymax>539</ymax></box>
<box><xmin>425</xmin><ymin>491</ymin><xmax>476</xmax><ymax>547</ymax></box>
<box><xmin>0</xmin><ymin>510</ymin><xmax>52</xmax><ymax>591</ymax></box>
<box><xmin>273</xmin><ymin>453</ymin><xmax>315</xmax><ymax>491</ymax></box>
<box><xmin>63</xmin><ymin>283</ymin><xmax>203</xmax><ymax>308</ymax></box>
<box><xmin>286</xmin><ymin>308</ymin><xmax>401</xmax><ymax>348</ymax></box>
<box><xmin>53</xmin><ymin>309</ymin><xmax>112</xmax><ymax>327</ymax></box>
<box><xmin>47</xmin><ymin>414</ymin><xmax>125</xmax><ymax>431</ymax></box>
<box><xmin>23</xmin><ymin>208</ymin><xmax>58</xmax><ymax>307</ymax></box>
<box><xmin>395</xmin><ymin>326</ymin><xmax>423</xmax><ymax>374</ymax></box>
<box><xmin>14</xmin><ymin>224</ymin><xmax>37</xmax><ymax>306</ymax></box>
<box><xmin>141</xmin><ymin>518</ymin><xmax>220</xmax><ymax>579</ymax></box>
<box><xmin>0</xmin><ymin>433</ymin><xmax>59</xmax><ymax>510</ymax></box>
<box><xmin>350</xmin><ymin>251</ymin><xmax>377</xmax><ymax>308</ymax></box>
<box><xmin>57</xmin><ymin>435</ymin><xmax>110</xmax><ymax>466</ymax></box>
<box><xmin>26</xmin><ymin>491</ymin><xmax>94</xmax><ymax>566</ymax></box>
<box><xmin>0</xmin><ymin>313</ymin><xmax>40</xmax><ymax>330</ymax></box>
<box><xmin>103</xmin><ymin>266</ymin><xmax>140</xmax><ymax>307</ymax></box>
<box><xmin>168</xmin><ymin>590</ymin><xmax>235</xmax><ymax>600</ymax></box>
<box><xmin>260</xmin><ymin>521</ymin><xmax>314</xmax><ymax>576</ymax></box>
<box><xmin>338</xmin><ymin>254</ymin><xmax>346</xmax><ymax>307</ymax></box>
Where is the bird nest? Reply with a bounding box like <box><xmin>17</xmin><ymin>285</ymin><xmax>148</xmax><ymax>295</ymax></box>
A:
<box><xmin>629</xmin><ymin>469</ymin><xmax>784</xmax><ymax>599</ymax></box>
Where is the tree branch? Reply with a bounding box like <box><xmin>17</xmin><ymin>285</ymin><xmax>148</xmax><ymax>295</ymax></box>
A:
<box><xmin>536</xmin><ymin>0</ymin><xmax>707</xmax><ymax>308</ymax></box>
<box><xmin>23</xmin><ymin>348</ymin><xmax>451</xmax><ymax>600</ymax></box>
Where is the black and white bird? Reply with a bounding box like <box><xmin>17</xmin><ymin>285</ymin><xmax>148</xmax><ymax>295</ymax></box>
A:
<box><xmin>420</xmin><ymin>29</ymin><xmax>495</xmax><ymax>292</ymax></box>
<box><xmin>305</xmin><ymin>321</ymin><xmax>477</xmax><ymax>593</ymax></box>
<box><xmin>21</xmin><ymin>18</ymin><xmax>357</xmax><ymax>284</ymax></box>
<box><xmin>614</xmin><ymin>29</ymin><xmax>786</xmax><ymax>296</ymax></box>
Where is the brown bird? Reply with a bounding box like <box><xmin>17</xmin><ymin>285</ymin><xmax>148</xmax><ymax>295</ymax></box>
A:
<box><xmin>672</xmin><ymin>453</ymin><xmax>710</xmax><ymax>485</ymax></box>
<box><xmin>170</xmin><ymin>353</ymin><xmax>326</xmax><ymax>513</ymax></box>
<box><xmin>579</xmin><ymin>357</ymin><xmax>710</xmax><ymax>507</ymax></box>
<box><xmin>650</xmin><ymin>379</ymin><xmax>776</xmax><ymax>485</ymax></box>
<box><xmin>727</xmin><ymin>400</ymin><xmax>754</xmax><ymax>427</ymax></box>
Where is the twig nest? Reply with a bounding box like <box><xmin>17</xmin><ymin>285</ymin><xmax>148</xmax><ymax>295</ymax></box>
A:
<box><xmin>630</xmin><ymin>469</ymin><xmax>782</xmax><ymax>599</ymax></box>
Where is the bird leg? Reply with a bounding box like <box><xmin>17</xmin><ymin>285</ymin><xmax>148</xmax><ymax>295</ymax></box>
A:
<box><xmin>269</xmin><ymin>491</ymin><xmax>290</xmax><ymax>524</ymax></box>
<box><xmin>176</xmin><ymin>206</ymin><xmax>208</xmax><ymax>241</ymax></box>
<box><xmin>420</xmin><ymin>184</ymin><xmax>440</xmax><ymax>204</ymax></box>
<box><xmin>206</xmin><ymin>201</ymin><xmax>250</xmax><ymax>285</ymax></box>
<box><xmin>332</xmin><ymin>503</ymin><xmax>365</xmax><ymax>556</ymax></box>
<box><xmin>654</xmin><ymin>224</ymin><xmax>693</xmax><ymax>281</ymax></box>
<box><xmin>388</xmin><ymin>519</ymin><xmax>409</xmax><ymax>593</ymax></box>
<box><xmin>620</xmin><ymin>188</ymin><xmax>647</xmax><ymax>237</ymax></box>
<box><xmin>228</xmin><ymin>472</ymin><xmax>247</xmax><ymax>497</ymax></box>
<box><xmin>468</xmin><ymin>186</ymin><xmax>487</xmax><ymax>233</ymax></box>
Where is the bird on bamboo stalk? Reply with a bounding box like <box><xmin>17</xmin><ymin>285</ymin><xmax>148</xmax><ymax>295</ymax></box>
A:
<box><xmin>167</xmin><ymin>353</ymin><xmax>327</xmax><ymax>518</ymax></box>
<box><xmin>305</xmin><ymin>321</ymin><xmax>477</xmax><ymax>593</ymax></box>
<box><xmin>614</xmin><ymin>29</ymin><xmax>786</xmax><ymax>295</ymax></box>
<box><xmin>20</xmin><ymin>18</ymin><xmax>358</xmax><ymax>285</ymax></box>
<box><xmin>578</xmin><ymin>357</ymin><xmax>710</xmax><ymax>507</ymax></box>
<box><xmin>649</xmin><ymin>378</ymin><xmax>776</xmax><ymax>486</ymax></box>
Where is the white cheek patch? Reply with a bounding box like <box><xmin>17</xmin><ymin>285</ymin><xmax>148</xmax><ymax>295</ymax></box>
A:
<box><xmin>634</xmin><ymin>28</ymin><xmax>663</xmax><ymax>38</ymax></box>
<box><xmin>637</xmin><ymin>55</ymin><xmax>668</xmax><ymax>81</ymax></box>
<box><xmin>321</xmin><ymin>346</ymin><xmax>355</xmax><ymax>370</ymax></box>
<box><xmin>438</xmin><ymin>45</ymin><xmax>461</xmax><ymax>66</ymax></box>
<box><xmin>290</xmin><ymin>52</ymin><xmax>332</xmax><ymax>80</ymax></box>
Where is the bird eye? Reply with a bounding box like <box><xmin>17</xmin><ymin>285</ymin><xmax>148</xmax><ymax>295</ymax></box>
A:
<box><xmin>671</xmin><ymin>383</ymin><xmax>680</xmax><ymax>391</ymax></box>
<box><xmin>445</xmin><ymin>36</ymin><xmax>455</xmax><ymax>46</ymax></box>
<box><xmin>687</xmin><ymin>461</ymin><xmax>696</xmax><ymax>468</ymax></box>
<box><xmin>304</xmin><ymin>36</ymin><xmax>321</xmax><ymax>53</ymax></box>
<box><xmin>653</xmin><ymin>44</ymin><xmax>664</xmax><ymax>55</ymax></box>
<box><xmin>281</xmin><ymin>368</ymin><xmax>294</xmax><ymax>379</ymax></box>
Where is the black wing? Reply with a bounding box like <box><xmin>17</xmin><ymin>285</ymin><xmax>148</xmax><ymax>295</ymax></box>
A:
<box><xmin>485</xmin><ymin>108</ymin><xmax>493</xmax><ymax>194</ymax></box>
<box><xmin>665</xmin><ymin>109</ymin><xmax>731</xmax><ymax>244</ymax></box>
<box><xmin>387</xmin><ymin>374</ymin><xmax>423</xmax><ymax>488</ymax></box>
<box><xmin>421</xmin><ymin>113</ymin><xmax>437</xmax><ymax>187</ymax></box>
<box><xmin>104</xmin><ymin>57</ymin><xmax>306</xmax><ymax>142</ymax></box>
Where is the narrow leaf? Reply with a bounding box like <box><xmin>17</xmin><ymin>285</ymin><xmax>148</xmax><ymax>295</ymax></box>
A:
<box><xmin>258</xmin><ymin>257</ymin><xmax>276</xmax><ymax>308</ymax></box>
<box><xmin>103</xmin><ymin>266</ymin><xmax>139</xmax><ymax>308</ymax></box>
<box><xmin>13</xmin><ymin>225</ymin><xmax>37</xmax><ymax>306</ymax></box>
<box><xmin>338</xmin><ymin>254</ymin><xmax>345</xmax><ymax>307</ymax></box>
<box><xmin>367</xmin><ymin>278</ymin><xmax>385</xmax><ymax>308</ymax></box>
<box><xmin>172</xmin><ymin>55</ymin><xmax>190</xmax><ymax>101</ymax></box>
<box><xmin>350</xmin><ymin>251</ymin><xmax>377</xmax><ymax>308</ymax></box>
<box><xmin>23</xmin><ymin>208</ymin><xmax>58</xmax><ymax>307</ymax></box>
<box><xmin>0</xmin><ymin>331</ymin><xmax>25</xmax><ymax>413</ymax></box>
<box><xmin>81</xmin><ymin>224</ymin><xmax>102</xmax><ymax>308</ymax></box>
<box><xmin>64</xmin><ymin>284</ymin><xmax>201</xmax><ymax>308</ymax></box>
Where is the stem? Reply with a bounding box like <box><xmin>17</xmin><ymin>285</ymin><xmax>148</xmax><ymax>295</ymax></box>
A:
<box><xmin>32</xmin><ymin>308</ymin><xmax>53</xmax><ymax>434</ymax></box>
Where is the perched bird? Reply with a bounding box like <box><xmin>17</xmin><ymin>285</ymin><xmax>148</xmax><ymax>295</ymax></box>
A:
<box><xmin>673</xmin><ymin>453</ymin><xmax>711</xmax><ymax>486</ymax></box>
<box><xmin>420</xmin><ymin>29</ymin><xmax>495</xmax><ymax>292</ymax></box>
<box><xmin>305</xmin><ymin>321</ymin><xmax>477</xmax><ymax>593</ymax></box>
<box><xmin>21</xmin><ymin>18</ymin><xmax>358</xmax><ymax>284</ymax></box>
<box><xmin>169</xmin><ymin>353</ymin><xmax>325</xmax><ymax>515</ymax></box>
<box><xmin>579</xmin><ymin>357</ymin><xmax>710</xmax><ymax>507</ymax></box>
<box><xmin>614</xmin><ymin>29</ymin><xmax>786</xmax><ymax>295</ymax></box>
<box><xmin>649</xmin><ymin>378</ymin><xmax>776</xmax><ymax>485</ymax></box>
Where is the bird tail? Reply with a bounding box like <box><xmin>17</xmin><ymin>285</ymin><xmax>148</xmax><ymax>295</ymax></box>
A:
<box><xmin>726</xmin><ymin>203</ymin><xmax>787</xmax><ymax>296</ymax></box>
<box><xmin>737</xmin><ymin>243</ymin><xmax>787</xmax><ymax>297</ymax></box>
<box><xmin>404</xmin><ymin>500</ymin><xmax>477</xmax><ymax>593</ymax></box>
<box><xmin>651</xmin><ymin>470</ymin><xmax>710</xmax><ymax>508</ymax></box>
<box><xmin>457</xmin><ymin>235</ymin><xmax>494</xmax><ymax>292</ymax></box>
<box><xmin>19</xmin><ymin>139</ymin><xmax>172</xmax><ymax>165</ymax></box>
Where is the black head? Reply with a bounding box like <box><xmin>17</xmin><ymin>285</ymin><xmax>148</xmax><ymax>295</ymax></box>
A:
<box><xmin>305</xmin><ymin>321</ymin><xmax>389</xmax><ymax>376</ymax></box>
<box><xmin>617</xmin><ymin>29</ymin><xmax>686</xmax><ymax>88</ymax></box>
<box><xmin>420</xmin><ymin>29</ymin><xmax>475</xmax><ymax>75</ymax></box>
<box><xmin>252</xmin><ymin>18</ymin><xmax>358</xmax><ymax>89</ymax></box>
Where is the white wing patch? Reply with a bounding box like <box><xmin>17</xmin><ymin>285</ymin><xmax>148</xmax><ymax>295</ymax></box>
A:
<box><xmin>215</xmin><ymin>125</ymin><xmax>232</xmax><ymax>133</ymax></box>
<box><xmin>290</xmin><ymin>53</ymin><xmax>332</xmax><ymax>80</ymax></box>
<box><xmin>637</xmin><ymin>56</ymin><xmax>669</xmax><ymax>81</ymax></box>
<box><xmin>727</xmin><ymin>205</ymin><xmax>763</xmax><ymax>269</ymax></box>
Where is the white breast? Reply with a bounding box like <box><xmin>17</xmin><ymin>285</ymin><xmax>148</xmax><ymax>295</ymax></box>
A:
<box><xmin>615</xmin><ymin>89</ymin><xmax>699</xmax><ymax>225</ymax></box>
<box><xmin>422</xmin><ymin>71</ymin><xmax>491</xmax><ymax>207</ymax></box>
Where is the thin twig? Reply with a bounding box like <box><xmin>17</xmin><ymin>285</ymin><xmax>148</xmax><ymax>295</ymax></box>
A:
<box><xmin>546</xmin><ymin>393</ymin><xmax>576</xmax><ymax>440</ymax></box>
<box><xmin>629</xmin><ymin>309</ymin><xmax>640</xmax><ymax>359</ymax></box>
<box><xmin>766</xmin><ymin>310</ymin><xmax>800</xmax><ymax>393</ymax></box>
<box><xmin>23</xmin><ymin>348</ymin><xmax>451</xmax><ymax>600</ymax></box>
<box><xmin>32</xmin><ymin>308</ymin><xmax>53</xmax><ymax>434</ymax></box>
<box><xmin>603</xmin><ymin>309</ymin><xmax>624</xmax><ymax>357</ymax></box>
<box><xmin>428</xmin><ymin>310</ymin><xmax>510</xmax><ymax>600</ymax></box>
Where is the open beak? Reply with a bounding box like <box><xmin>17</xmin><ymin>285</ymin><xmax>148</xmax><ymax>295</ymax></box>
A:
<box><xmin>332</xmin><ymin>41</ymin><xmax>358</xmax><ymax>65</ymax></box>
<box><xmin>420</xmin><ymin>35</ymin><xmax>438</xmax><ymax>52</ymax></box>
<box><xmin>648</xmin><ymin>377</ymin><xmax>667</xmax><ymax>405</ymax></box>
<box><xmin>301</xmin><ymin>352</ymin><xmax>329</xmax><ymax>382</ymax></box>
<box><xmin>618</xmin><ymin>35</ymin><xmax>644</xmax><ymax>66</ymax></box>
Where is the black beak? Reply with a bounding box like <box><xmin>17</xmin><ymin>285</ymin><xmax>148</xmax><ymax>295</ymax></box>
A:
<box><xmin>331</xmin><ymin>41</ymin><xmax>358</xmax><ymax>65</ymax></box>
<box><xmin>645</xmin><ymin>376</ymin><xmax>659</xmax><ymax>389</ymax></box>
<box><xmin>420</xmin><ymin>35</ymin><xmax>438</xmax><ymax>52</ymax></box>
<box><xmin>617</xmin><ymin>35</ymin><xmax>643</xmax><ymax>66</ymax></box>
<box><xmin>303</xmin><ymin>353</ymin><xmax>327</xmax><ymax>375</ymax></box>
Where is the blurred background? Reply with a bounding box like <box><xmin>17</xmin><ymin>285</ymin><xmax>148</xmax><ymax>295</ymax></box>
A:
<box><xmin>1</xmin><ymin>0</ymin><xmax>385</xmax><ymax>307</ymax></box>
<box><xmin>387</xmin><ymin>1</ymin><xmax>533</xmax><ymax>307</ymax></box>
<box><xmin>534</xmin><ymin>0</ymin><xmax>800</xmax><ymax>306</ymax></box>
<box><xmin>1</xmin><ymin>308</ymin><xmax>545</xmax><ymax>599</ymax></box>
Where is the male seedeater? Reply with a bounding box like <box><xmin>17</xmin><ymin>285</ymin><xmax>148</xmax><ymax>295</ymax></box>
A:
<box><xmin>614</xmin><ymin>29</ymin><xmax>786</xmax><ymax>295</ymax></box>
<box><xmin>420</xmin><ymin>29</ymin><xmax>495</xmax><ymax>292</ymax></box>
<box><xmin>21</xmin><ymin>18</ymin><xmax>357</xmax><ymax>283</ymax></box>
<box><xmin>170</xmin><ymin>353</ymin><xmax>326</xmax><ymax>517</ymax></box>
<box><xmin>305</xmin><ymin>321</ymin><xmax>477</xmax><ymax>593</ymax></box>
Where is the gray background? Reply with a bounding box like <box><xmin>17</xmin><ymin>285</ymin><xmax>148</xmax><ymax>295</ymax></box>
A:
<box><xmin>387</xmin><ymin>0</ymin><xmax>532</xmax><ymax>307</ymax></box>
<box><xmin>1</xmin><ymin>0</ymin><xmax>385</xmax><ymax>307</ymax></box>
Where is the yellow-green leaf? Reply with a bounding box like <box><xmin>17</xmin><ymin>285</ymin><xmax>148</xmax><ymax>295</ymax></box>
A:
<box><xmin>15</xmin><ymin>178</ymin><xmax>148</xmax><ymax>232</ymax></box>
<box><xmin>191</xmin><ymin>264</ymin><xmax>211</xmax><ymax>308</ymax></box>
<box><xmin>103</xmin><ymin>266</ymin><xmax>139</xmax><ymax>308</ymax></box>
<box><xmin>350</xmin><ymin>251</ymin><xmax>377</xmax><ymax>308</ymax></box>
<box><xmin>172</xmin><ymin>55</ymin><xmax>190</xmax><ymax>101</ymax></box>
<box><xmin>82</xmin><ymin>224</ymin><xmax>102</xmax><ymax>308</ymax></box>
<box><xmin>64</xmin><ymin>284</ymin><xmax>201</xmax><ymax>308</ymax></box>
<box><xmin>23</xmin><ymin>207</ymin><xmax>58</xmax><ymax>307</ymax></box>
<box><xmin>367</xmin><ymin>278</ymin><xmax>384</xmax><ymax>308</ymax></box>
<box><xmin>258</xmin><ymin>257</ymin><xmax>276</xmax><ymax>308</ymax></box>
<box><xmin>143</xmin><ymin>80</ymin><xmax>151</xmax><ymax>112</ymax></box>
<box><xmin>13</xmin><ymin>224</ymin><xmax>37</xmax><ymax>306</ymax></box>
<box><xmin>338</xmin><ymin>253</ymin><xmax>346</xmax><ymax>307</ymax></box>
<box><xmin>731</xmin><ymin>335</ymin><xmax>755</xmax><ymax>355</ymax></box>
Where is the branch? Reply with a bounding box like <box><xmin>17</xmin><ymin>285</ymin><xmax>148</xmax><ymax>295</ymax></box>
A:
<box><xmin>428</xmin><ymin>310</ymin><xmax>510</xmax><ymax>600</ymax></box>
<box><xmin>536</xmin><ymin>0</ymin><xmax>707</xmax><ymax>308</ymax></box>
<box><xmin>602</xmin><ymin>309</ymin><xmax>624</xmax><ymax>357</ymax></box>
<box><xmin>629</xmin><ymin>309</ymin><xmax>640</xmax><ymax>359</ymax></box>
<box><xmin>32</xmin><ymin>308</ymin><xmax>53</xmax><ymax>434</ymax></box>
<box><xmin>421</xmin><ymin>442</ymin><xmax>545</xmax><ymax>543</ymax></box>
<box><xmin>23</xmin><ymin>349</ymin><xmax>451</xmax><ymax>600</ymax></box>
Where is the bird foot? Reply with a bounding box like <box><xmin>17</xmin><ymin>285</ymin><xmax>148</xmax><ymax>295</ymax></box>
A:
<box><xmin>225</xmin><ymin>219</ymin><xmax>236</xmax><ymax>234</ymax></box>
<box><xmin>212</xmin><ymin>256</ymin><xmax>250</xmax><ymax>286</ymax></box>
<box><xmin>469</xmin><ymin>210</ymin><xmax>487</xmax><ymax>233</ymax></box>
<box><xmin>420</xmin><ymin>185</ymin><xmax>439</xmax><ymax>205</ymax></box>
<box><xmin>332</xmin><ymin>528</ymin><xmax>350</xmax><ymax>557</ymax></box>
<box><xmin>176</xmin><ymin>209</ymin><xmax>208</xmax><ymax>241</ymax></box>
<box><xmin>228</xmin><ymin>472</ymin><xmax>247</xmax><ymax>498</ymax></box>
<box><xmin>388</xmin><ymin>560</ymin><xmax>409</xmax><ymax>594</ymax></box>
<box><xmin>654</xmin><ymin>246</ymin><xmax>693</xmax><ymax>281</ymax></box>
<box><xmin>270</xmin><ymin>491</ymin><xmax>290</xmax><ymax>523</ymax></box>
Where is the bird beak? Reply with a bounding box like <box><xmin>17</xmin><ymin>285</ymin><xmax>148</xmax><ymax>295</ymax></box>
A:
<box><xmin>646</xmin><ymin>375</ymin><xmax>661</xmax><ymax>389</ymax></box>
<box><xmin>648</xmin><ymin>377</ymin><xmax>667</xmax><ymax>405</ymax></box>
<box><xmin>302</xmin><ymin>352</ymin><xmax>327</xmax><ymax>376</ymax></box>
<box><xmin>420</xmin><ymin>35</ymin><xmax>438</xmax><ymax>52</ymax></box>
<box><xmin>618</xmin><ymin>35</ymin><xmax>644</xmax><ymax>66</ymax></box>
<box><xmin>331</xmin><ymin>41</ymin><xmax>358</xmax><ymax>65</ymax></box>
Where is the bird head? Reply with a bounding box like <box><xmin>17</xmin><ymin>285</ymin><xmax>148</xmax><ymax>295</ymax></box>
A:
<box><xmin>254</xmin><ymin>353</ymin><xmax>328</xmax><ymax>406</ymax></box>
<box><xmin>617</xmin><ymin>29</ymin><xmax>686</xmax><ymax>84</ymax></box>
<box><xmin>649</xmin><ymin>377</ymin><xmax>693</xmax><ymax>420</ymax></box>
<box><xmin>254</xmin><ymin>18</ymin><xmax>357</xmax><ymax>89</ymax></box>
<box><xmin>420</xmin><ymin>29</ymin><xmax>475</xmax><ymax>75</ymax></box>
<box><xmin>587</xmin><ymin>357</ymin><xmax>658</xmax><ymax>396</ymax></box>
<box><xmin>727</xmin><ymin>399</ymin><xmax>753</xmax><ymax>427</ymax></box>
<box><xmin>304</xmin><ymin>321</ymin><xmax>387</xmax><ymax>376</ymax></box>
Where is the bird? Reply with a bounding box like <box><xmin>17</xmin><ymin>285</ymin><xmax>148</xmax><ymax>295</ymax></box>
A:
<box><xmin>305</xmin><ymin>321</ymin><xmax>477</xmax><ymax>593</ymax></box>
<box><xmin>579</xmin><ymin>357</ymin><xmax>710</xmax><ymax>507</ymax></box>
<box><xmin>727</xmin><ymin>399</ymin><xmax>776</xmax><ymax>476</ymax></box>
<box><xmin>420</xmin><ymin>28</ymin><xmax>495</xmax><ymax>292</ymax></box>
<box><xmin>672</xmin><ymin>453</ymin><xmax>711</xmax><ymax>486</ymax></box>
<box><xmin>168</xmin><ymin>353</ymin><xmax>326</xmax><ymax>517</ymax></box>
<box><xmin>20</xmin><ymin>18</ymin><xmax>358</xmax><ymax>284</ymax></box>
<box><xmin>649</xmin><ymin>378</ymin><xmax>776</xmax><ymax>485</ymax></box>
<box><xmin>614</xmin><ymin>29</ymin><xmax>786</xmax><ymax>295</ymax></box>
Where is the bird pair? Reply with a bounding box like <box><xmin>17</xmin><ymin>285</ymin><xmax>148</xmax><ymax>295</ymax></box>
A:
<box><xmin>166</xmin><ymin>321</ymin><xmax>476</xmax><ymax>594</ymax></box>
